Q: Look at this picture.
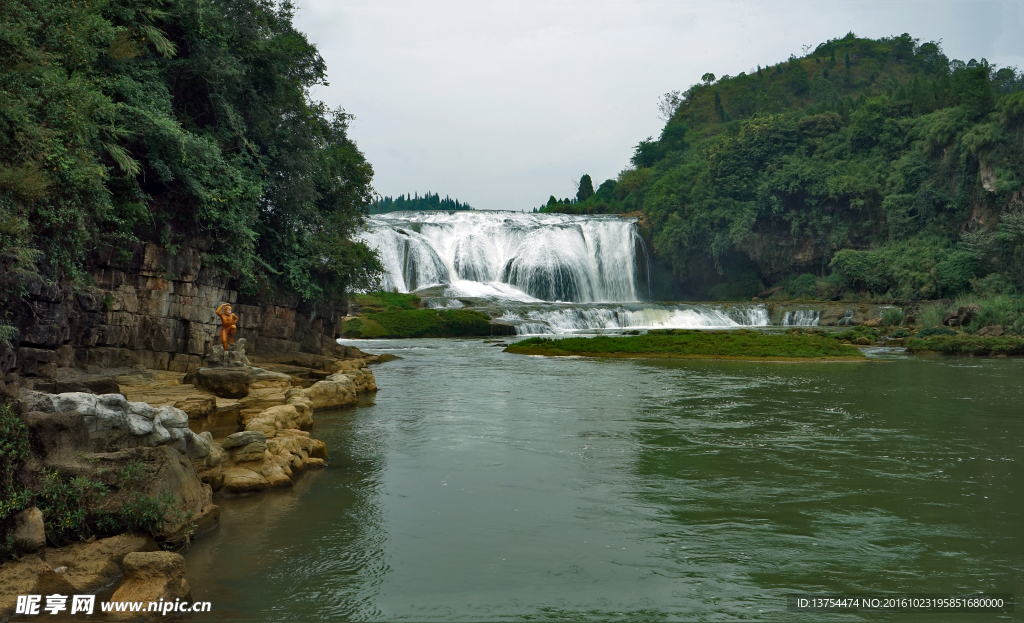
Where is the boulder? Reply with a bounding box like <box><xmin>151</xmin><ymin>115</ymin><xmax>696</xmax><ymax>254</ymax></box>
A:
<box><xmin>233</xmin><ymin>441</ymin><xmax>268</xmax><ymax>463</ymax></box>
<box><xmin>125</xmin><ymin>402</ymin><xmax>156</xmax><ymax>436</ymax></box>
<box><xmin>861</xmin><ymin>317</ymin><xmax>882</xmax><ymax>327</ymax></box>
<box><xmin>976</xmin><ymin>324</ymin><xmax>1004</xmax><ymax>337</ymax></box>
<box><xmin>301</xmin><ymin>377</ymin><xmax>357</xmax><ymax>410</ymax></box>
<box><xmin>11</xmin><ymin>507</ymin><xmax>46</xmax><ymax>555</ymax></box>
<box><xmin>222</xmin><ymin>430</ymin><xmax>267</xmax><ymax>449</ymax></box>
<box><xmin>943</xmin><ymin>304</ymin><xmax>981</xmax><ymax>327</ymax></box>
<box><xmin>854</xmin><ymin>337</ymin><xmax>871</xmax><ymax>346</ymax></box>
<box><xmin>193</xmin><ymin>367</ymin><xmax>254</xmax><ymax>398</ymax></box>
<box><xmin>221</xmin><ymin>466</ymin><xmax>269</xmax><ymax>493</ymax></box>
<box><xmin>108</xmin><ymin>552</ymin><xmax>191</xmax><ymax>619</ymax></box>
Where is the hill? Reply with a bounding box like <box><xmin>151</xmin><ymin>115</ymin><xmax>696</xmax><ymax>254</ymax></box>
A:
<box><xmin>542</xmin><ymin>33</ymin><xmax>1024</xmax><ymax>302</ymax></box>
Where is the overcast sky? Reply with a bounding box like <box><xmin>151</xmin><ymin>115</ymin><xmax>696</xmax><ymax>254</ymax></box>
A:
<box><xmin>292</xmin><ymin>1</ymin><xmax>1024</xmax><ymax>211</ymax></box>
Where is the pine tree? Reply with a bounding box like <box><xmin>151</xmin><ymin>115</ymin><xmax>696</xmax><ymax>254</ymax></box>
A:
<box><xmin>576</xmin><ymin>174</ymin><xmax>595</xmax><ymax>202</ymax></box>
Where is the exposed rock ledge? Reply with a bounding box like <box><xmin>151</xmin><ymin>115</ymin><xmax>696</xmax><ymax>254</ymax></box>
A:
<box><xmin>1</xmin><ymin>346</ymin><xmax>381</xmax><ymax>618</ymax></box>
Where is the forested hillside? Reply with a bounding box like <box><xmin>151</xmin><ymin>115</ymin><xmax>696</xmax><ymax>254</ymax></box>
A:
<box><xmin>543</xmin><ymin>33</ymin><xmax>1024</xmax><ymax>302</ymax></box>
<box><xmin>0</xmin><ymin>0</ymin><xmax>379</xmax><ymax>319</ymax></box>
<box><xmin>370</xmin><ymin>192</ymin><xmax>472</xmax><ymax>214</ymax></box>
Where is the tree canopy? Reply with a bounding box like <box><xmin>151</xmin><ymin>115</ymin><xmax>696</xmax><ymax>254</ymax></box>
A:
<box><xmin>539</xmin><ymin>33</ymin><xmax>1024</xmax><ymax>300</ymax></box>
<box><xmin>0</xmin><ymin>0</ymin><xmax>379</xmax><ymax>307</ymax></box>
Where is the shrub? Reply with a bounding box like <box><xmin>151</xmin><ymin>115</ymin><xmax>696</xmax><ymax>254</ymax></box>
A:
<box><xmin>881</xmin><ymin>308</ymin><xmax>904</xmax><ymax>326</ymax></box>
<box><xmin>1</xmin><ymin>403</ymin><xmax>31</xmax><ymax>557</ymax></box>
<box><xmin>961</xmin><ymin>295</ymin><xmax>1024</xmax><ymax>333</ymax></box>
<box><xmin>917</xmin><ymin>302</ymin><xmax>950</xmax><ymax>328</ymax></box>
<box><xmin>36</xmin><ymin>470</ymin><xmax>108</xmax><ymax>545</ymax></box>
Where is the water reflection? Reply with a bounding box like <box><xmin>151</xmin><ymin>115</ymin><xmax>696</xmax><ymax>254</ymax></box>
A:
<box><xmin>183</xmin><ymin>340</ymin><xmax>1023</xmax><ymax>621</ymax></box>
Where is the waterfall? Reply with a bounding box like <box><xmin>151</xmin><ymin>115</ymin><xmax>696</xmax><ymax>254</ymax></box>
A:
<box><xmin>358</xmin><ymin>211</ymin><xmax>648</xmax><ymax>303</ymax></box>
<box><xmin>781</xmin><ymin>310</ymin><xmax>820</xmax><ymax>326</ymax></box>
<box><xmin>498</xmin><ymin>304</ymin><xmax>771</xmax><ymax>335</ymax></box>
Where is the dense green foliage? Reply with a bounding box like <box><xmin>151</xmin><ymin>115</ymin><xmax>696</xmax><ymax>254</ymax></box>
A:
<box><xmin>905</xmin><ymin>334</ymin><xmax>1024</xmax><ymax>355</ymax></box>
<box><xmin>506</xmin><ymin>330</ymin><xmax>865</xmax><ymax>359</ymax></box>
<box><xmin>540</xmin><ymin>33</ymin><xmax>1024</xmax><ymax>301</ymax></box>
<box><xmin>0</xmin><ymin>402</ymin><xmax>31</xmax><ymax>557</ymax></box>
<box><xmin>370</xmin><ymin>192</ymin><xmax>473</xmax><ymax>214</ymax></box>
<box><xmin>0</xmin><ymin>0</ymin><xmax>379</xmax><ymax>305</ymax></box>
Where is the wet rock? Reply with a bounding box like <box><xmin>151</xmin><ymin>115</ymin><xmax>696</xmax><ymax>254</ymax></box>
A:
<box><xmin>854</xmin><ymin>337</ymin><xmax>871</xmax><ymax>345</ymax></box>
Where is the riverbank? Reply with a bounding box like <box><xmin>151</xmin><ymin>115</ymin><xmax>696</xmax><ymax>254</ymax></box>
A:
<box><xmin>0</xmin><ymin>344</ymin><xmax>385</xmax><ymax>618</ymax></box>
<box><xmin>505</xmin><ymin>330</ymin><xmax>866</xmax><ymax>361</ymax></box>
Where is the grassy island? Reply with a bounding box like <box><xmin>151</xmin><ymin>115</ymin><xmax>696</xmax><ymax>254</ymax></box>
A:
<box><xmin>343</xmin><ymin>292</ymin><xmax>508</xmax><ymax>338</ymax></box>
<box><xmin>505</xmin><ymin>330</ymin><xmax>866</xmax><ymax>361</ymax></box>
<box><xmin>904</xmin><ymin>335</ymin><xmax>1024</xmax><ymax>356</ymax></box>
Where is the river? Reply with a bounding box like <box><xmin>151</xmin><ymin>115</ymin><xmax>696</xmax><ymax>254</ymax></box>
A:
<box><xmin>182</xmin><ymin>338</ymin><xmax>1023</xmax><ymax>621</ymax></box>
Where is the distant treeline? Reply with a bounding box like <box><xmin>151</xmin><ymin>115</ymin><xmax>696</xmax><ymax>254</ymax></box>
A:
<box><xmin>370</xmin><ymin>192</ymin><xmax>473</xmax><ymax>214</ymax></box>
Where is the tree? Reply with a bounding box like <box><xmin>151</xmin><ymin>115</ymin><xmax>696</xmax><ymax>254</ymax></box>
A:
<box><xmin>576</xmin><ymin>175</ymin><xmax>594</xmax><ymax>202</ymax></box>
<box><xmin>657</xmin><ymin>91</ymin><xmax>684</xmax><ymax>121</ymax></box>
<box><xmin>702</xmin><ymin>73</ymin><xmax>716</xmax><ymax>84</ymax></box>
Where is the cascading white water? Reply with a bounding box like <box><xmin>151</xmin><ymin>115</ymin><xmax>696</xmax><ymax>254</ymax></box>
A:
<box><xmin>781</xmin><ymin>310</ymin><xmax>820</xmax><ymax>326</ymax></box>
<box><xmin>359</xmin><ymin>211</ymin><xmax>795</xmax><ymax>335</ymax></box>
<box><xmin>499</xmin><ymin>304</ymin><xmax>771</xmax><ymax>335</ymax></box>
<box><xmin>358</xmin><ymin>211</ymin><xmax>647</xmax><ymax>303</ymax></box>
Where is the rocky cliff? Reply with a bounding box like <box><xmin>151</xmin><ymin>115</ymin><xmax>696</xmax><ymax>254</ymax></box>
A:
<box><xmin>2</xmin><ymin>242</ymin><xmax>349</xmax><ymax>385</ymax></box>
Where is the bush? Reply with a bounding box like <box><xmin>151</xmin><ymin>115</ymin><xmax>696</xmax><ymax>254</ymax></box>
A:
<box><xmin>1</xmin><ymin>403</ymin><xmax>31</xmax><ymax>557</ymax></box>
<box><xmin>36</xmin><ymin>470</ymin><xmax>108</xmax><ymax>545</ymax></box>
<box><xmin>961</xmin><ymin>295</ymin><xmax>1024</xmax><ymax>333</ymax></box>
<box><xmin>917</xmin><ymin>302</ymin><xmax>951</xmax><ymax>328</ymax></box>
<box><xmin>881</xmin><ymin>308</ymin><xmax>904</xmax><ymax>326</ymax></box>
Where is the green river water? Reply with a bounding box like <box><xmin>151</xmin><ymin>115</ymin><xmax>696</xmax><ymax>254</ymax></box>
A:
<box><xmin>182</xmin><ymin>339</ymin><xmax>1023</xmax><ymax>621</ymax></box>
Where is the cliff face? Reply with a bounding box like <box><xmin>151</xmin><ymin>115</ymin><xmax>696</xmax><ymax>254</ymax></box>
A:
<box><xmin>2</xmin><ymin>242</ymin><xmax>347</xmax><ymax>381</ymax></box>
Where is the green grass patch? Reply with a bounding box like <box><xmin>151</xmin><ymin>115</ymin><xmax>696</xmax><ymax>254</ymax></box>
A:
<box><xmin>351</xmin><ymin>291</ymin><xmax>422</xmax><ymax>312</ymax></box>
<box><xmin>505</xmin><ymin>330</ymin><xmax>866</xmax><ymax>360</ymax></box>
<box><xmin>904</xmin><ymin>335</ymin><xmax>1024</xmax><ymax>356</ymax></box>
<box><xmin>343</xmin><ymin>308</ymin><xmax>495</xmax><ymax>338</ymax></box>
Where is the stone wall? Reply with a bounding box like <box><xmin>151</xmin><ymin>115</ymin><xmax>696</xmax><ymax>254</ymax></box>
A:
<box><xmin>2</xmin><ymin>242</ymin><xmax>346</xmax><ymax>380</ymax></box>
